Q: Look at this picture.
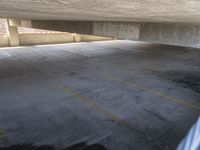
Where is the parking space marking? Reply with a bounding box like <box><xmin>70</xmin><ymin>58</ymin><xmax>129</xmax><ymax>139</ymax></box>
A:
<box><xmin>60</xmin><ymin>85</ymin><xmax>143</xmax><ymax>133</ymax></box>
<box><xmin>0</xmin><ymin>128</ymin><xmax>5</xmax><ymax>138</ymax></box>
<box><xmin>105</xmin><ymin>74</ymin><xmax>200</xmax><ymax>111</ymax></box>
<box><xmin>0</xmin><ymin>128</ymin><xmax>10</xmax><ymax>146</ymax></box>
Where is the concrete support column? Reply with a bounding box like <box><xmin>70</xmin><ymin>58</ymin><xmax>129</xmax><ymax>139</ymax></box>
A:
<box><xmin>72</xmin><ymin>33</ymin><xmax>81</xmax><ymax>42</ymax></box>
<box><xmin>6</xmin><ymin>19</ymin><xmax>20</xmax><ymax>46</ymax></box>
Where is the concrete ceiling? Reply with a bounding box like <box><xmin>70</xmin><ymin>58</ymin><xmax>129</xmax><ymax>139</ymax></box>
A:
<box><xmin>0</xmin><ymin>0</ymin><xmax>200</xmax><ymax>23</ymax></box>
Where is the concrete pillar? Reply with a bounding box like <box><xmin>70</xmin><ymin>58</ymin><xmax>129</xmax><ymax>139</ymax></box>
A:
<box><xmin>6</xmin><ymin>19</ymin><xmax>20</xmax><ymax>46</ymax></box>
<box><xmin>73</xmin><ymin>33</ymin><xmax>81</xmax><ymax>42</ymax></box>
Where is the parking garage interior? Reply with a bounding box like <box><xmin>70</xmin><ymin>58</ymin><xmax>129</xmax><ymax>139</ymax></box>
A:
<box><xmin>0</xmin><ymin>1</ymin><xmax>200</xmax><ymax>150</ymax></box>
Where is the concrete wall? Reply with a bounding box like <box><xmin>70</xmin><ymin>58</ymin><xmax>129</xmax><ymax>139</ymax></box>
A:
<box><xmin>0</xmin><ymin>33</ymin><xmax>113</xmax><ymax>47</ymax></box>
<box><xmin>19</xmin><ymin>33</ymin><xmax>74</xmax><ymax>45</ymax></box>
<box><xmin>93</xmin><ymin>22</ymin><xmax>140</xmax><ymax>40</ymax></box>
<box><xmin>0</xmin><ymin>19</ymin><xmax>113</xmax><ymax>47</ymax></box>
<box><xmin>139</xmin><ymin>23</ymin><xmax>200</xmax><ymax>48</ymax></box>
<box><xmin>80</xmin><ymin>34</ymin><xmax>112</xmax><ymax>42</ymax></box>
<box><xmin>19</xmin><ymin>33</ymin><xmax>112</xmax><ymax>46</ymax></box>
<box><xmin>31</xmin><ymin>21</ymin><xmax>93</xmax><ymax>35</ymax></box>
<box><xmin>29</xmin><ymin>21</ymin><xmax>141</xmax><ymax>40</ymax></box>
<box><xmin>0</xmin><ymin>34</ymin><xmax>9</xmax><ymax>47</ymax></box>
<box><xmin>22</xmin><ymin>20</ymin><xmax>200</xmax><ymax>48</ymax></box>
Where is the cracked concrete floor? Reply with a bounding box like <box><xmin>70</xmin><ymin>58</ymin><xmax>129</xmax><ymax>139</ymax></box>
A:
<box><xmin>0</xmin><ymin>40</ymin><xmax>200</xmax><ymax>150</ymax></box>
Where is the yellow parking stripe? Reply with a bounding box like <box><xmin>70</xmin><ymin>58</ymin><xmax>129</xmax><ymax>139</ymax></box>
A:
<box><xmin>0</xmin><ymin>128</ymin><xmax>10</xmax><ymax>146</ymax></box>
<box><xmin>0</xmin><ymin>128</ymin><xmax>5</xmax><ymax>138</ymax></box>
<box><xmin>60</xmin><ymin>86</ymin><xmax>141</xmax><ymax>132</ymax></box>
<box><xmin>105</xmin><ymin>74</ymin><xmax>200</xmax><ymax>111</ymax></box>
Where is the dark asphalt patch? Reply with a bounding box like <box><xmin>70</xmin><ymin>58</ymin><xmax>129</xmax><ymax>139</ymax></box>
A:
<box><xmin>156</xmin><ymin>71</ymin><xmax>200</xmax><ymax>94</ymax></box>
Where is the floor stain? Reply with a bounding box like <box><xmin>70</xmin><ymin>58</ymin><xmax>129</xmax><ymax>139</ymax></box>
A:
<box><xmin>156</xmin><ymin>71</ymin><xmax>200</xmax><ymax>94</ymax></box>
<box><xmin>69</xmin><ymin>72</ymin><xmax>76</xmax><ymax>76</ymax></box>
<box><xmin>143</xmin><ymin>108</ymin><xmax>166</xmax><ymax>122</ymax></box>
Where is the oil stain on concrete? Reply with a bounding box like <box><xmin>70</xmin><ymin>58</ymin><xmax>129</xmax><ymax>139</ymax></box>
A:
<box><xmin>156</xmin><ymin>71</ymin><xmax>200</xmax><ymax>94</ymax></box>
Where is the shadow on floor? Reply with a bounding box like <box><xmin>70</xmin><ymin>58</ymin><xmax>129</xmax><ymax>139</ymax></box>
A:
<box><xmin>0</xmin><ymin>142</ymin><xmax>107</xmax><ymax>150</ymax></box>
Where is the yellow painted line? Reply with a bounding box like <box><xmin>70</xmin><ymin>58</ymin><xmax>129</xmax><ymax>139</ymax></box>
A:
<box><xmin>0</xmin><ymin>128</ymin><xmax>5</xmax><ymax>138</ymax></box>
<box><xmin>60</xmin><ymin>86</ymin><xmax>140</xmax><ymax>131</ymax></box>
<box><xmin>112</xmin><ymin>63</ymin><xmax>199</xmax><ymax>110</ymax></box>
<box><xmin>0</xmin><ymin>128</ymin><xmax>9</xmax><ymax>146</ymax></box>
<box><xmin>105</xmin><ymin>74</ymin><xmax>200</xmax><ymax>111</ymax></box>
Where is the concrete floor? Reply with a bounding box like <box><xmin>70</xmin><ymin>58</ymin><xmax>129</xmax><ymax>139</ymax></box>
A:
<box><xmin>0</xmin><ymin>40</ymin><xmax>200</xmax><ymax>150</ymax></box>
